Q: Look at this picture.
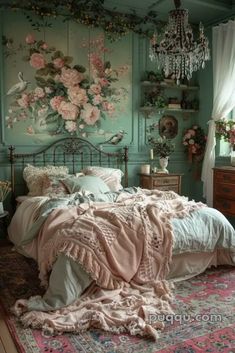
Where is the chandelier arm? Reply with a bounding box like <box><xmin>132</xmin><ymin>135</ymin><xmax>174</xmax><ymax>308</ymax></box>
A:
<box><xmin>174</xmin><ymin>0</ymin><xmax>181</xmax><ymax>9</ymax></box>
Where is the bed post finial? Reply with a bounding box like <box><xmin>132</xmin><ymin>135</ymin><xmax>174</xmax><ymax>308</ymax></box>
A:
<box><xmin>9</xmin><ymin>145</ymin><xmax>16</xmax><ymax>209</ymax></box>
<box><xmin>123</xmin><ymin>146</ymin><xmax>129</xmax><ymax>187</ymax></box>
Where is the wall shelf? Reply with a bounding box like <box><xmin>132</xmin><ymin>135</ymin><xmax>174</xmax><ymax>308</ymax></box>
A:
<box><xmin>141</xmin><ymin>81</ymin><xmax>199</xmax><ymax>91</ymax></box>
<box><xmin>140</xmin><ymin>106</ymin><xmax>198</xmax><ymax>118</ymax></box>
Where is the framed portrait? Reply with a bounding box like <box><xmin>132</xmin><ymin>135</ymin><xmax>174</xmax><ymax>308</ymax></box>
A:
<box><xmin>159</xmin><ymin>115</ymin><xmax>178</xmax><ymax>139</ymax></box>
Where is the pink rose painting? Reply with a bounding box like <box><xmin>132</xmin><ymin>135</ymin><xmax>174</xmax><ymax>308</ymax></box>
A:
<box><xmin>6</xmin><ymin>34</ymin><xmax>128</xmax><ymax>135</ymax></box>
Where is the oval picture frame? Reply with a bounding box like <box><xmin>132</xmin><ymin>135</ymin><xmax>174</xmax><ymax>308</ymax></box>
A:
<box><xmin>159</xmin><ymin>115</ymin><xmax>178</xmax><ymax>139</ymax></box>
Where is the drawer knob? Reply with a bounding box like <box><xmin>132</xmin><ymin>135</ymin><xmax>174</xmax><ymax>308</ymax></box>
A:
<box><xmin>222</xmin><ymin>201</ymin><xmax>230</xmax><ymax>209</ymax></box>
<box><xmin>221</xmin><ymin>187</ymin><xmax>230</xmax><ymax>193</ymax></box>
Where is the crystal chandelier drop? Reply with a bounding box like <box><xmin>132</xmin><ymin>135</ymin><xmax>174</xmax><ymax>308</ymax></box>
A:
<box><xmin>149</xmin><ymin>0</ymin><xmax>210</xmax><ymax>84</ymax></box>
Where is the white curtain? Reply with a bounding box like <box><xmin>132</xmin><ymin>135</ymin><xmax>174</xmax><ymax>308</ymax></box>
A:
<box><xmin>201</xmin><ymin>20</ymin><xmax>235</xmax><ymax>206</ymax></box>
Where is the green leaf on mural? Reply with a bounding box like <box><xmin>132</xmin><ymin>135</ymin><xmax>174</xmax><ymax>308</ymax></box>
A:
<box><xmin>64</xmin><ymin>56</ymin><xmax>73</xmax><ymax>65</ymax></box>
<box><xmin>73</xmin><ymin>65</ymin><xmax>86</xmax><ymax>73</ymax></box>
<box><xmin>36</xmin><ymin>67</ymin><xmax>50</xmax><ymax>76</ymax></box>
<box><xmin>46</xmin><ymin>78</ymin><xmax>55</xmax><ymax>87</ymax></box>
<box><xmin>35</xmin><ymin>77</ymin><xmax>47</xmax><ymax>87</ymax></box>
<box><xmin>51</xmin><ymin>50</ymin><xmax>63</xmax><ymax>60</ymax></box>
<box><xmin>45</xmin><ymin>112</ymin><xmax>59</xmax><ymax>123</ymax></box>
<box><xmin>104</xmin><ymin>61</ymin><xmax>111</xmax><ymax>69</ymax></box>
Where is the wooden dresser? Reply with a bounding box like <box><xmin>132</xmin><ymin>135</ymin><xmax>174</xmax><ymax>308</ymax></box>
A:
<box><xmin>213</xmin><ymin>166</ymin><xmax>235</xmax><ymax>216</ymax></box>
<box><xmin>140</xmin><ymin>173</ymin><xmax>182</xmax><ymax>194</ymax></box>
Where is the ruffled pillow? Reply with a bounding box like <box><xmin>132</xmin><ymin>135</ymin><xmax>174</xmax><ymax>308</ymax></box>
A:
<box><xmin>81</xmin><ymin>166</ymin><xmax>123</xmax><ymax>192</ymax></box>
<box><xmin>23</xmin><ymin>164</ymin><xmax>69</xmax><ymax>196</ymax></box>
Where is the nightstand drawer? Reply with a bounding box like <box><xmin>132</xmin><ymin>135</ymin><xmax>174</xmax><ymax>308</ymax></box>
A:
<box><xmin>157</xmin><ymin>185</ymin><xmax>179</xmax><ymax>193</ymax></box>
<box><xmin>215</xmin><ymin>183</ymin><xmax>235</xmax><ymax>199</ymax></box>
<box><xmin>152</xmin><ymin>176</ymin><xmax>179</xmax><ymax>187</ymax></box>
<box><xmin>140</xmin><ymin>173</ymin><xmax>182</xmax><ymax>194</ymax></box>
<box><xmin>214</xmin><ymin>171</ymin><xmax>235</xmax><ymax>184</ymax></box>
<box><xmin>214</xmin><ymin>198</ymin><xmax>235</xmax><ymax>216</ymax></box>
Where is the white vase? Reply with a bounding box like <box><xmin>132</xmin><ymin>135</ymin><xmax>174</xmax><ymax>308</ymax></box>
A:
<box><xmin>0</xmin><ymin>202</ymin><xmax>4</xmax><ymax>214</ymax></box>
<box><xmin>159</xmin><ymin>156</ymin><xmax>169</xmax><ymax>174</ymax></box>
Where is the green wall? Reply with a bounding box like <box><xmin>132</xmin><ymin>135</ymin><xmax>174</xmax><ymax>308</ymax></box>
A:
<box><xmin>0</xmin><ymin>10</ymin><xmax>213</xmax><ymax>205</ymax></box>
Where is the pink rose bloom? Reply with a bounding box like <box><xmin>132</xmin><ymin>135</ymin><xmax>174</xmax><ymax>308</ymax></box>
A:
<box><xmin>65</xmin><ymin>121</ymin><xmax>77</xmax><ymax>133</ymax></box>
<box><xmin>60</xmin><ymin>67</ymin><xmax>84</xmax><ymax>88</ymax></box>
<box><xmin>41</xmin><ymin>42</ymin><xmax>48</xmax><ymax>50</ymax></box>
<box><xmin>98</xmin><ymin>78</ymin><xmax>109</xmax><ymax>87</ymax></box>
<box><xmin>25</xmin><ymin>34</ymin><xmax>35</xmax><ymax>44</ymax></box>
<box><xmin>68</xmin><ymin>86</ymin><xmax>88</xmax><ymax>106</ymax></box>
<box><xmin>50</xmin><ymin>96</ymin><xmax>65</xmax><ymax>111</ymax></box>
<box><xmin>58</xmin><ymin>101</ymin><xmax>79</xmax><ymax>120</ymax></box>
<box><xmin>89</xmin><ymin>84</ymin><xmax>101</xmax><ymax>95</ymax></box>
<box><xmin>188</xmin><ymin>129</ymin><xmax>196</xmax><ymax>136</ymax></box>
<box><xmin>30</xmin><ymin>53</ymin><xmax>46</xmax><ymax>69</ymax></box>
<box><xmin>81</xmin><ymin>103</ymin><xmax>100</xmax><ymax>125</ymax></box>
<box><xmin>53</xmin><ymin>58</ymin><xmax>65</xmax><ymax>69</ymax></box>
<box><xmin>89</xmin><ymin>53</ymin><xmax>104</xmax><ymax>77</ymax></box>
<box><xmin>17</xmin><ymin>93</ymin><xmax>30</xmax><ymax>108</ymax></box>
<box><xmin>92</xmin><ymin>94</ymin><xmax>103</xmax><ymax>105</ymax></box>
<box><xmin>34</xmin><ymin>87</ymin><xmax>45</xmax><ymax>98</ymax></box>
<box><xmin>184</xmin><ymin>132</ymin><xmax>192</xmax><ymax>139</ymax></box>
<box><xmin>102</xmin><ymin>101</ymin><xmax>115</xmax><ymax>115</ymax></box>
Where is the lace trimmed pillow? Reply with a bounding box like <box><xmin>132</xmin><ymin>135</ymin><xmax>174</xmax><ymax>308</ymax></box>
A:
<box><xmin>23</xmin><ymin>164</ymin><xmax>69</xmax><ymax>196</ymax></box>
<box><xmin>81</xmin><ymin>166</ymin><xmax>123</xmax><ymax>192</ymax></box>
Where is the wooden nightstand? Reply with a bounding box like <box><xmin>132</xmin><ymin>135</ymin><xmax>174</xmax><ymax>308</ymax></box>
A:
<box><xmin>213</xmin><ymin>166</ymin><xmax>235</xmax><ymax>216</ymax></box>
<box><xmin>140</xmin><ymin>173</ymin><xmax>183</xmax><ymax>194</ymax></box>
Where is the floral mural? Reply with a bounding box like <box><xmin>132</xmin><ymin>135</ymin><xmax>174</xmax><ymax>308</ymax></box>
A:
<box><xmin>5</xmin><ymin>34</ymin><xmax>128</xmax><ymax>137</ymax></box>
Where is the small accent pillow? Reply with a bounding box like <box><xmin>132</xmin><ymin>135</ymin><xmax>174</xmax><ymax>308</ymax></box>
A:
<box><xmin>81</xmin><ymin>166</ymin><xmax>123</xmax><ymax>192</ymax></box>
<box><xmin>62</xmin><ymin>175</ymin><xmax>110</xmax><ymax>195</ymax></box>
<box><xmin>23</xmin><ymin>164</ymin><xmax>69</xmax><ymax>196</ymax></box>
<box><xmin>41</xmin><ymin>175</ymin><xmax>69</xmax><ymax>198</ymax></box>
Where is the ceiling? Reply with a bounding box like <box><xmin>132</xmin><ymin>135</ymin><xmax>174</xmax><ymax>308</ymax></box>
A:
<box><xmin>104</xmin><ymin>0</ymin><xmax>235</xmax><ymax>26</ymax></box>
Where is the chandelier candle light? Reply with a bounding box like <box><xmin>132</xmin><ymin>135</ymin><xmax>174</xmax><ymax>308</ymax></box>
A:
<box><xmin>149</xmin><ymin>0</ymin><xmax>210</xmax><ymax>84</ymax></box>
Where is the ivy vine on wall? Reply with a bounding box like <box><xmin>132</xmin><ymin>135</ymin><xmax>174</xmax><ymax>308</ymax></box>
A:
<box><xmin>0</xmin><ymin>0</ymin><xmax>163</xmax><ymax>40</ymax></box>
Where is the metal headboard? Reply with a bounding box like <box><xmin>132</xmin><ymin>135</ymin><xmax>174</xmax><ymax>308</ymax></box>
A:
<box><xmin>8</xmin><ymin>137</ymin><xmax>129</xmax><ymax>205</ymax></box>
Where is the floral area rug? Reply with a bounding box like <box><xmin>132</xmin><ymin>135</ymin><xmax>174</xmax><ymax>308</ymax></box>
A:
<box><xmin>1</xmin><ymin>243</ymin><xmax>235</xmax><ymax>353</ymax></box>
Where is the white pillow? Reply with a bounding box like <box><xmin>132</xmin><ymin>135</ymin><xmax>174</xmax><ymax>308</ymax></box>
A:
<box><xmin>23</xmin><ymin>164</ymin><xmax>69</xmax><ymax>196</ymax></box>
<box><xmin>81</xmin><ymin>166</ymin><xmax>123</xmax><ymax>192</ymax></box>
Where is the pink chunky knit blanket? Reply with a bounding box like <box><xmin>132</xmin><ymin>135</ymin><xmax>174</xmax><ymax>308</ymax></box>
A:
<box><xmin>12</xmin><ymin>189</ymin><xmax>205</xmax><ymax>339</ymax></box>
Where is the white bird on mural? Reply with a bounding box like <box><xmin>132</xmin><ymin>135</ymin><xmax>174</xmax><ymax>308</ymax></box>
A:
<box><xmin>98</xmin><ymin>130</ymin><xmax>127</xmax><ymax>145</ymax></box>
<box><xmin>6</xmin><ymin>72</ymin><xmax>30</xmax><ymax>96</ymax></box>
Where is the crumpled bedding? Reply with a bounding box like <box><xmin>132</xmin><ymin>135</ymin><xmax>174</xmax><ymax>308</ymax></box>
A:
<box><xmin>8</xmin><ymin>187</ymin><xmax>235</xmax><ymax>339</ymax></box>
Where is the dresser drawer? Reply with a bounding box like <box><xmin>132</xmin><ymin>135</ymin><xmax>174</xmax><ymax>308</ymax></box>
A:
<box><xmin>157</xmin><ymin>185</ymin><xmax>179</xmax><ymax>193</ymax></box>
<box><xmin>152</xmin><ymin>176</ymin><xmax>179</xmax><ymax>187</ymax></box>
<box><xmin>214</xmin><ymin>171</ymin><xmax>235</xmax><ymax>184</ymax></box>
<box><xmin>215</xmin><ymin>183</ymin><xmax>235</xmax><ymax>199</ymax></box>
<box><xmin>214</xmin><ymin>198</ymin><xmax>235</xmax><ymax>216</ymax></box>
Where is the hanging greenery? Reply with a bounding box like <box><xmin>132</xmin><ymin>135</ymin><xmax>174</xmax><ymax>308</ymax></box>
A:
<box><xmin>0</xmin><ymin>0</ymin><xmax>163</xmax><ymax>41</ymax></box>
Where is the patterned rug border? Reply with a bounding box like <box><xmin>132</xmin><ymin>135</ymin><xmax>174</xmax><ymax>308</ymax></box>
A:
<box><xmin>0</xmin><ymin>299</ymin><xmax>26</xmax><ymax>353</ymax></box>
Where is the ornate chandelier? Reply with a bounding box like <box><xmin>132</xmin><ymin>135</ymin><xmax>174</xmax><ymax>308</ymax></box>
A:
<box><xmin>149</xmin><ymin>0</ymin><xmax>210</xmax><ymax>84</ymax></box>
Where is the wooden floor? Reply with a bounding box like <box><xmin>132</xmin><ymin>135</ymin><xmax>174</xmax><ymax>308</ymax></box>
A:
<box><xmin>0</xmin><ymin>238</ymin><xmax>19</xmax><ymax>353</ymax></box>
<box><xmin>0</xmin><ymin>310</ymin><xmax>18</xmax><ymax>353</ymax></box>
